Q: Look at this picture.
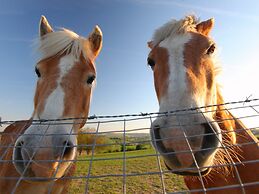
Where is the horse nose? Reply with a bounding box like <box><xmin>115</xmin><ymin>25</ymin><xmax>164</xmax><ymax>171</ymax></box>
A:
<box><xmin>151</xmin><ymin>119</ymin><xmax>222</xmax><ymax>172</ymax></box>
<box><xmin>13</xmin><ymin>136</ymin><xmax>32</xmax><ymax>176</ymax></box>
<box><xmin>13</xmin><ymin>136</ymin><xmax>76</xmax><ymax>176</ymax></box>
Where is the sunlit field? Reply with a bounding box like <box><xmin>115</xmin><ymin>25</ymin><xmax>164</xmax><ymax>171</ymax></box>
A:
<box><xmin>69</xmin><ymin>149</ymin><xmax>186</xmax><ymax>193</ymax></box>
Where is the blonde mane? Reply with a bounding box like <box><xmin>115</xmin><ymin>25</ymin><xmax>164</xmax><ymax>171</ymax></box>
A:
<box><xmin>37</xmin><ymin>28</ymin><xmax>92</xmax><ymax>62</ymax></box>
<box><xmin>152</xmin><ymin>15</ymin><xmax>199</xmax><ymax>46</ymax></box>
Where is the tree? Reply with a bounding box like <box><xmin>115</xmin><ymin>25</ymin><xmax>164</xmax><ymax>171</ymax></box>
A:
<box><xmin>77</xmin><ymin>128</ymin><xmax>110</xmax><ymax>155</ymax></box>
<box><xmin>136</xmin><ymin>144</ymin><xmax>146</xmax><ymax>150</ymax></box>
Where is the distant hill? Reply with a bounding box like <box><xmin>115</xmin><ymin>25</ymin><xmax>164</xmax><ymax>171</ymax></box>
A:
<box><xmin>105</xmin><ymin>132</ymin><xmax>150</xmax><ymax>139</ymax></box>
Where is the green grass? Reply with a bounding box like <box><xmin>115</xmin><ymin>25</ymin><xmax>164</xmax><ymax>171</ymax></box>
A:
<box><xmin>69</xmin><ymin>149</ymin><xmax>186</xmax><ymax>193</ymax></box>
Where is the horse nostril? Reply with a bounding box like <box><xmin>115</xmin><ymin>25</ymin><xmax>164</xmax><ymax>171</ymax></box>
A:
<box><xmin>154</xmin><ymin>125</ymin><xmax>160</xmax><ymax>129</ymax></box>
<box><xmin>62</xmin><ymin>140</ymin><xmax>74</xmax><ymax>158</ymax></box>
<box><xmin>14</xmin><ymin>141</ymin><xmax>23</xmax><ymax>160</ymax></box>
<box><xmin>13</xmin><ymin>140</ymin><xmax>27</xmax><ymax>175</ymax></box>
<box><xmin>152</xmin><ymin>125</ymin><xmax>167</xmax><ymax>151</ymax></box>
<box><xmin>153</xmin><ymin>125</ymin><xmax>161</xmax><ymax>140</ymax></box>
<box><xmin>201</xmin><ymin>123</ymin><xmax>220</xmax><ymax>154</ymax></box>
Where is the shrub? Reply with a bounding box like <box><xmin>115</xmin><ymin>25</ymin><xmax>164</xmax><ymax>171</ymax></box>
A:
<box><xmin>126</xmin><ymin>145</ymin><xmax>136</xmax><ymax>151</ymax></box>
<box><xmin>77</xmin><ymin>128</ymin><xmax>110</xmax><ymax>155</ymax></box>
<box><xmin>136</xmin><ymin>144</ymin><xmax>147</xmax><ymax>150</ymax></box>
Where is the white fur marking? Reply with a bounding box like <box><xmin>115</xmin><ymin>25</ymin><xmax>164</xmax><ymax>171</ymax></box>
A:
<box><xmin>58</xmin><ymin>54</ymin><xmax>75</xmax><ymax>83</ymax></box>
<box><xmin>40</xmin><ymin>86</ymin><xmax>64</xmax><ymax>119</ymax></box>
<box><xmin>159</xmin><ymin>33</ymin><xmax>192</xmax><ymax>112</ymax></box>
<box><xmin>38</xmin><ymin>54</ymin><xmax>76</xmax><ymax>120</ymax></box>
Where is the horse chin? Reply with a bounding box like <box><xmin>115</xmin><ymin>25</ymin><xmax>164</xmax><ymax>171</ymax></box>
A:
<box><xmin>23</xmin><ymin>177</ymin><xmax>57</xmax><ymax>183</ymax></box>
<box><xmin>15</xmin><ymin>161</ymin><xmax>73</xmax><ymax>182</ymax></box>
<box><xmin>164</xmin><ymin>161</ymin><xmax>212</xmax><ymax>177</ymax></box>
<box><xmin>19</xmin><ymin>172</ymin><xmax>62</xmax><ymax>183</ymax></box>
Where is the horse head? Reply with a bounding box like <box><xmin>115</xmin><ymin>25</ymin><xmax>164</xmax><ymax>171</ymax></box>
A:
<box><xmin>13</xmin><ymin>16</ymin><xmax>103</xmax><ymax>180</ymax></box>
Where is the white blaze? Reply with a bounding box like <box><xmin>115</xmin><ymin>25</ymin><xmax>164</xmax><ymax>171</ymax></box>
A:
<box><xmin>158</xmin><ymin>33</ymin><xmax>193</xmax><ymax>112</ymax></box>
<box><xmin>36</xmin><ymin>54</ymin><xmax>75</xmax><ymax>120</ymax></box>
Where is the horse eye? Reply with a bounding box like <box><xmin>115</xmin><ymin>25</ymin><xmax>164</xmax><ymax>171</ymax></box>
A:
<box><xmin>207</xmin><ymin>44</ymin><xmax>216</xmax><ymax>55</ymax></box>
<box><xmin>87</xmin><ymin>75</ymin><xmax>96</xmax><ymax>85</ymax></box>
<box><xmin>147</xmin><ymin>57</ymin><xmax>155</xmax><ymax>70</ymax></box>
<box><xmin>35</xmin><ymin>67</ymin><xmax>41</xmax><ymax>78</ymax></box>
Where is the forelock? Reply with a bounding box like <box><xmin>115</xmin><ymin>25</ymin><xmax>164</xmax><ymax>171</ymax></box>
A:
<box><xmin>36</xmin><ymin>28</ymin><xmax>93</xmax><ymax>62</ymax></box>
<box><xmin>152</xmin><ymin>15</ymin><xmax>199</xmax><ymax>46</ymax></box>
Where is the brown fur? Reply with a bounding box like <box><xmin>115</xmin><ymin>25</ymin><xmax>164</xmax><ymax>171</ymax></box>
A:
<box><xmin>34</xmin><ymin>57</ymin><xmax>60</xmax><ymax>116</ymax></box>
<box><xmin>61</xmin><ymin>55</ymin><xmax>96</xmax><ymax>130</ymax></box>
<box><xmin>148</xmin><ymin>47</ymin><xmax>170</xmax><ymax>101</ymax></box>
<box><xmin>184</xmin><ymin>32</ymin><xmax>218</xmax><ymax>110</ymax></box>
<box><xmin>184</xmin><ymin>97</ymin><xmax>259</xmax><ymax>193</ymax></box>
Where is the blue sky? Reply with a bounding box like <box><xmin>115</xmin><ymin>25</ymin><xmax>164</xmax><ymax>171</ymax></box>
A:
<box><xmin>1</xmin><ymin>0</ymin><xmax>259</xmax><ymax>122</ymax></box>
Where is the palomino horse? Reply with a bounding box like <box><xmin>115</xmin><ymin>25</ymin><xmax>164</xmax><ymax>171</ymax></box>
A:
<box><xmin>0</xmin><ymin>16</ymin><xmax>102</xmax><ymax>194</ymax></box>
<box><xmin>147</xmin><ymin>16</ymin><xmax>259</xmax><ymax>193</ymax></box>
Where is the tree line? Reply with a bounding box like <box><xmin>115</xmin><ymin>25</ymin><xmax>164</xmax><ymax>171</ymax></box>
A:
<box><xmin>77</xmin><ymin>128</ymin><xmax>151</xmax><ymax>155</ymax></box>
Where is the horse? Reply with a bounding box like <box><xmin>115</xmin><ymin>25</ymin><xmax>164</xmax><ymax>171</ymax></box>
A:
<box><xmin>147</xmin><ymin>15</ymin><xmax>259</xmax><ymax>193</ymax></box>
<box><xmin>0</xmin><ymin>16</ymin><xmax>103</xmax><ymax>194</ymax></box>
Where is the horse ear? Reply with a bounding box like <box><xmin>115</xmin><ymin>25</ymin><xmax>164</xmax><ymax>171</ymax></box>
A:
<box><xmin>196</xmin><ymin>18</ymin><xmax>214</xmax><ymax>36</ymax></box>
<box><xmin>39</xmin><ymin>15</ymin><xmax>53</xmax><ymax>37</ymax></box>
<box><xmin>88</xmin><ymin>25</ymin><xmax>103</xmax><ymax>58</ymax></box>
<box><xmin>147</xmin><ymin>41</ymin><xmax>154</xmax><ymax>49</ymax></box>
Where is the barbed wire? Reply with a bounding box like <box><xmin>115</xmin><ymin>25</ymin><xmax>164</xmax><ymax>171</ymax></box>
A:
<box><xmin>1</xmin><ymin>98</ymin><xmax>259</xmax><ymax>125</ymax></box>
<box><xmin>0</xmin><ymin>98</ymin><xmax>259</xmax><ymax>193</ymax></box>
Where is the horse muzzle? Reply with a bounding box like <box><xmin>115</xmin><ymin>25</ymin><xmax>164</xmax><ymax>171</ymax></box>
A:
<box><xmin>13</xmin><ymin>131</ymin><xmax>76</xmax><ymax>181</ymax></box>
<box><xmin>150</xmin><ymin>117</ymin><xmax>222</xmax><ymax>176</ymax></box>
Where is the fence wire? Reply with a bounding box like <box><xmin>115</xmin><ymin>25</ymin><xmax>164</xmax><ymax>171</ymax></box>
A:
<box><xmin>0</xmin><ymin>99</ymin><xmax>259</xmax><ymax>193</ymax></box>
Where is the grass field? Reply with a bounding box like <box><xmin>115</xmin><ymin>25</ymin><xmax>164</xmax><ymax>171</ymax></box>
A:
<box><xmin>69</xmin><ymin>149</ymin><xmax>186</xmax><ymax>193</ymax></box>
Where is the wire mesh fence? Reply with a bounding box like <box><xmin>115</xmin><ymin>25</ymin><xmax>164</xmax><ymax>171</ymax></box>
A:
<box><xmin>0</xmin><ymin>99</ymin><xmax>259</xmax><ymax>193</ymax></box>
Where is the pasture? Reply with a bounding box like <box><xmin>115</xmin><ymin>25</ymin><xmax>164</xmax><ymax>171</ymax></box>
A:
<box><xmin>69</xmin><ymin>149</ymin><xmax>186</xmax><ymax>193</ymax></box>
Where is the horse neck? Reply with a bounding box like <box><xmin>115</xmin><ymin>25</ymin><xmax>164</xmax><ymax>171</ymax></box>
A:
<box><xmin>212</xmin><ymin>102</ymin><xmax>259</xmax><ymax>175</ymax></box>
<box><xmin>0</xmin><ymin>120</ymin><xmax>32</xmax><ymax>192</ymax></box>
<box><xmin>215</xmin><ymin>90</ymin><xmax>258</xmax><ymax>149</ymax></box>
<box><xmin>231</xmin><ymin>113</ymin><xmax>259</xmax><ymax>167</ymax></box>
<box><xmin>0</xmin><ymin>120</ymin><xmax>32</xmax><ymax>156</ymax></box>
<box><xmin>184</xmin><ymin>93</ymin><xmax>259</xmax><ymax>193</ymax></box>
